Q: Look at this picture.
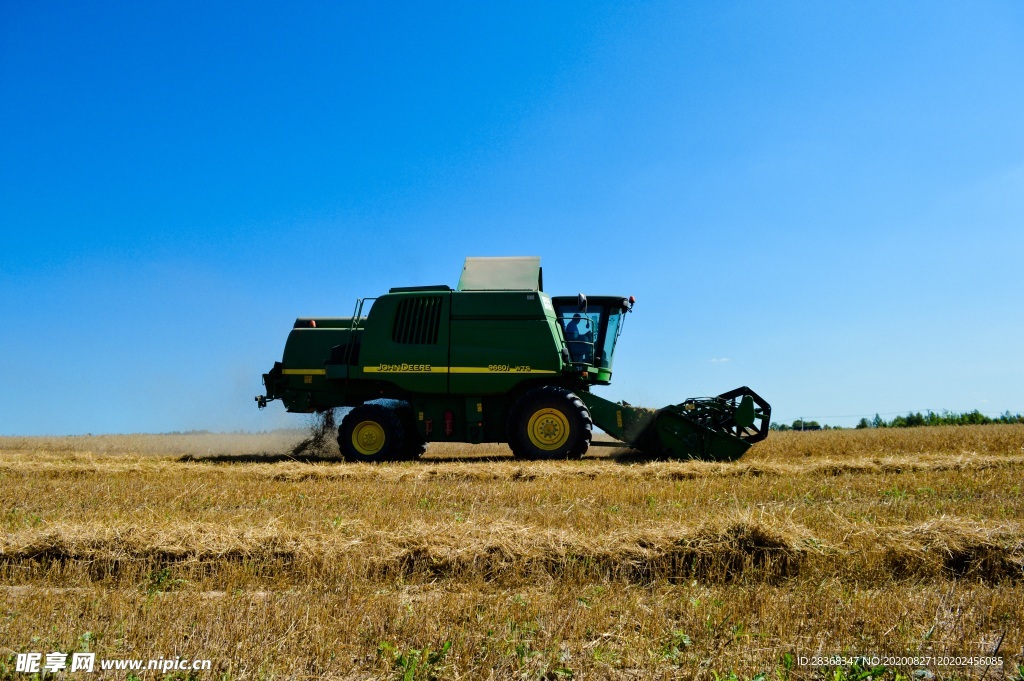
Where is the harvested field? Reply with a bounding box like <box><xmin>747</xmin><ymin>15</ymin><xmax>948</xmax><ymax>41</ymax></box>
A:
<box><xmin>1</xmin><ymin>426</ymin><xmax>1023</xmax><ymax>679</ymax></box>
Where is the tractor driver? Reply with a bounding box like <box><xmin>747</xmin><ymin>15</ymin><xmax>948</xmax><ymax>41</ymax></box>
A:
<box><xmin>566</xmin><ymin>313</ymin><xmax>591</xmax><ymax>340</ymax></box>
<box><xmin>565</xmin><ymin>313</ymin><xmax>595</xmax><ymax>363</ymax></box>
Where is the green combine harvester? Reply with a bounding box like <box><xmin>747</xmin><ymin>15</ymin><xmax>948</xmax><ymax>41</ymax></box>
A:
<box><xmin>256</xmin><ymin>256</ymin><xmax>770</xmax><ymax>462</ymax></box>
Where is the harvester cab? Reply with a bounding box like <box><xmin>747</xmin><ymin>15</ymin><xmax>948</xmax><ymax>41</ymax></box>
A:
<box><xmin>256</xmin><ymin>256</ymin><xmax>770</xmax><ymax>462</ymax></box>
<box><xmin>551</xmin><ymin>294</ymin><xmax>632</xmax><ymax>382</ymax></box>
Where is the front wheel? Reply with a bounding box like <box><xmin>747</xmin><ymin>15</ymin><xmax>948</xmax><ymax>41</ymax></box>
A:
<box><xmin>337</xmin><ymin>404</ymin><xmax>405</xmax><ymax>463</ymax></box>
<box><xmin>508</xmin><ymin>386</ymin><xmax>592</xmax><ymax>459</ymax></box>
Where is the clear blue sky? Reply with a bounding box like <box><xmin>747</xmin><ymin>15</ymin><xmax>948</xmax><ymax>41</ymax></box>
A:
<box><xmin>2</xmin><ymin>1</ymin><xmax>1022</xmax><ymax>435</ymax></box>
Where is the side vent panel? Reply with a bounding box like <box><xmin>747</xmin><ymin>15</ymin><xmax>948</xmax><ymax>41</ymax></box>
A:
<box><xmin>392</xmin><ymin>296</ymin><xmax>443</xmax><ymax>345</ymax></box>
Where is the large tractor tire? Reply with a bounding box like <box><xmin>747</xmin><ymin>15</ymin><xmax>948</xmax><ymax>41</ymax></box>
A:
<box><xmin>337</xmin><ymin>404</ymin><xmax>406</xmax><ymax>463</ymax></box>
<box><xmin>508</xmin><ymin>386</ymin><xmax>593</xmax><ymax>460</ymax></box>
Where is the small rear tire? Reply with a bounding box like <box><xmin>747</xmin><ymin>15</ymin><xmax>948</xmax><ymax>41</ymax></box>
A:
<box><xmin>338</xmin><ymin>404</ymin><xmax>405</xmax><ymax>463</ymax></box>
<box><xmin>508</xmin><ymin>386</ymin><xmax>592</xmax><ymax>459</ymax></box>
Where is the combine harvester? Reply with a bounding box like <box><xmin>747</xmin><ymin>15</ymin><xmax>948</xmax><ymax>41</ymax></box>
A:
<box><xmin>256</xmin><ymin>257</ymin><xmax>770</xmax><ymax>462</ymax></box>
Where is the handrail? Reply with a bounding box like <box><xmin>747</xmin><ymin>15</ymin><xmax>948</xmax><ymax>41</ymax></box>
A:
<box><xmin>341</xmin><ymin>297</ymin><xmax>377</xmax><ymax>367</ymax></box>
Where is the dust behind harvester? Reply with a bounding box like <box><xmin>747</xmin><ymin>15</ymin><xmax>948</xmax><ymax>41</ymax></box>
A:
<box><xmin>257</xmin><ymin>257</ymin><xmax>771</xmax><ymax>462</ymax></box>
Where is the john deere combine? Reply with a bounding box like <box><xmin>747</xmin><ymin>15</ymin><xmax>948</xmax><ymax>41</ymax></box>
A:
<box><xmin>256</xmin><ymin>257</ymin><xmax>770</xmax><ymax>462</ymax></box>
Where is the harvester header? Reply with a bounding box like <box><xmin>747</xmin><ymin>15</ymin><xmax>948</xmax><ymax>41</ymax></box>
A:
<box><xmin>257</xmin><ymin>256</ymin><xmax>770</xmax><ymax>461</ymax></box>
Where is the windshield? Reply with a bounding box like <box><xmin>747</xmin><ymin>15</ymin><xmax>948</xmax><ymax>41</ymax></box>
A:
<box><xmin>601</xmin><ymin>308</ymin><xmax>624</xmax><ymax>369</ymax></box>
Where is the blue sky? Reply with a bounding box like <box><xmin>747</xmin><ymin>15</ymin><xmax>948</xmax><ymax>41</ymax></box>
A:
<box><xmin>2</xmin><ymin>1</ymin><xmax>1022</xmax><ymax>435</ymax></box>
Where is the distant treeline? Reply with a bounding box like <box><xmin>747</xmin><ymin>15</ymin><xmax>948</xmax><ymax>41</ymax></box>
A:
<box><xmin>855</xmin><ymin>410</ymin><xmax>1024</xmax><ymax>429</ymax></box>
<box><xmin>768</xmin><ymin>410</ymin><xmax>1024</xmax><ymax>432</ymax></box>
<box><xmin>770</xmin><ymin>410</ymin><xmax>1024</xmax><ymax>432</ymax></box>
<box><xmin>770</xmin><ymin>420</ymin><xmax>829</xmax><ymax>432</ymax></box>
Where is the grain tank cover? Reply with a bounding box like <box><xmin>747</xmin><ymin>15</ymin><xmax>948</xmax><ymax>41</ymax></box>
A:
<box><xmin>457</xmin><ymin>256</ymin><xmax>543</xmax><ymax>292</ymax></box>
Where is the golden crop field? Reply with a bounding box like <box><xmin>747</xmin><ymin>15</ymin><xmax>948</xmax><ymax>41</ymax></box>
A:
<box><xmin>1</xmin><ymin>426</ymin><xmax>1023</xmax><ymax>680</ymax></box>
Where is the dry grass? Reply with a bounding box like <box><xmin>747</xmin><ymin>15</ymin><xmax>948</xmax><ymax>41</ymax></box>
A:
<box><xmin>1</xmin><ymin>426</ymin><xmax>1023</xmax><ymax>679</ymax></box>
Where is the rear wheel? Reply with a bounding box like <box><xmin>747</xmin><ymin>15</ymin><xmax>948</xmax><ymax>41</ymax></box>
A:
<box><xmin>508</xmin><ymin>386</ymin><xmax>592</xmax><ymax>459</ymax></box>
<box><xmin>337</xmin><ymin>404</ymin><xmax>405</xmax><ymax>463</ymax></box>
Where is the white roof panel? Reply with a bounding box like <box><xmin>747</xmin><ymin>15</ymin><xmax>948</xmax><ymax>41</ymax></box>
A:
<box><xmin>456</xmin><ymin>256</ymin><xmax>543</xmax><ymax>291</ymax></box>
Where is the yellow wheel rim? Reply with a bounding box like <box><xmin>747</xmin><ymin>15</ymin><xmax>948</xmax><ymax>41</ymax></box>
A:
<box><xmin>527</xmin><ymin>407</ymin><xmax>570</xmax><ymax>451</ymax></box>
<box><xmin>351</xmin><ymin>420</ymin><xmax>386</xmax><ymax>455</ymax></box>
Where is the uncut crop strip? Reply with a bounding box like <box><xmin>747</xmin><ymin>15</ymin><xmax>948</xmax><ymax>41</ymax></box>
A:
<box><xmin>2</xmin><ymin>516</ymin><xmax>1022</xmax><ymax>589</ymax></box>
<box><xmin>4</xmin><ymin>450</ymin><xmax>1024</xmax><ymax>481</ymax></box>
